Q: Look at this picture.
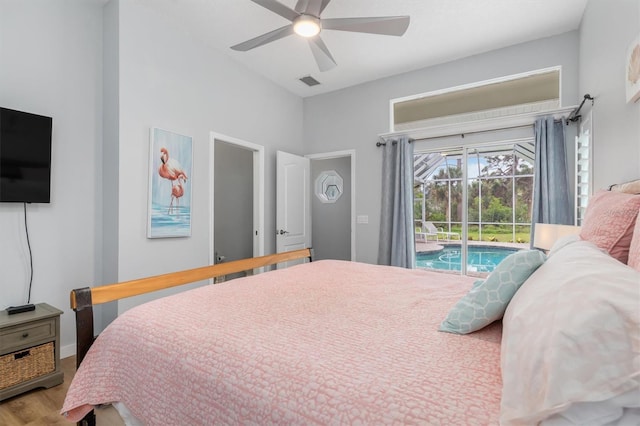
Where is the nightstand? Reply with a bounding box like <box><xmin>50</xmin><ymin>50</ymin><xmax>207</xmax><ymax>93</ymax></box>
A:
<box><xmin>0</xmin><ymin>303</ymin><xmax>64</xmax><ymax>401</ymax></box>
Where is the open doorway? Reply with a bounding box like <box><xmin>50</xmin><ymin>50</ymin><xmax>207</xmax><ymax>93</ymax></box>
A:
<box><xmin>210</xmin><ymin>132</ymin><xmax>264</xmax><ymax>278</ymax></box>
<box><xmin>306</xmin><ymin>150</ymin><xmax>356</xmax><ymax>261</ymax></box>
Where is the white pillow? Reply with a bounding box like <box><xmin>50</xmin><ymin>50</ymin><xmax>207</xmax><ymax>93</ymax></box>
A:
<box><xmin>547</xmin><ymin>234</ymin><xmax>581</xmax><ymax>257</ymax></box>
<box><xmin>541</xmin><ymin>387</ymin><xmax>640</xmax><ymax>425</ymax></box>
<box><xmin>500</xmin><ymin>240</ymin><xmax>640</xmax><ymax>425</ymax></box>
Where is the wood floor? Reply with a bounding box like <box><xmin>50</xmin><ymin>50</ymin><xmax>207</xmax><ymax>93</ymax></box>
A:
<box><xmin>0</xmin><ymin>356</ymin><xmax>124</xmax><ymax>426</ymax></box>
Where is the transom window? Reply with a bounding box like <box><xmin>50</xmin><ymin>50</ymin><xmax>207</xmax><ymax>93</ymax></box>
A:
<box><xmin>392</xmin><ymin>68</ymin><xmax>560</xmax><ymax>132</ymax></box>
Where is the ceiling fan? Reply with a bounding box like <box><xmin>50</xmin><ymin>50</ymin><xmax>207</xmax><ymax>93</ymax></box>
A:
<box><xmin>231</xmin><ymin>0</ymin><xmax>410</xmax><ymax>72</ymax></box>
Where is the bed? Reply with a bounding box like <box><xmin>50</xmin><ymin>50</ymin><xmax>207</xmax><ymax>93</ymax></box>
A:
<box><xmin>62</xmin><ymin>189</ymin><xmax>640</xmax><ymax>426</ymax></box>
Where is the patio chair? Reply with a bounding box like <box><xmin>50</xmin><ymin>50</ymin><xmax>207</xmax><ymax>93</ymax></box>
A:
<box><xmin>416</xmin><ymin>222</ymin><xmax>439</xmax><ymax>243</ymax></box>
<box><xmin>423</xmin><ymin>221</ymin><xmax>461</xmax><ymax>242</ymax></box>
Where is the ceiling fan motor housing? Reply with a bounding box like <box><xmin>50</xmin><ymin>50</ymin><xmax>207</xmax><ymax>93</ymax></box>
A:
<box><xmin>294</xmin><ymin>14</ymin><xmax>321</xmax><ymax>37</ymax></box>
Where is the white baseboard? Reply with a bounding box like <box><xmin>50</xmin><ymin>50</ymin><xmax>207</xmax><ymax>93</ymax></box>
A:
<box><xmin>61</xmin><ymin>343</ymin><xmax>76</xmax><ymax>359</ymax></box>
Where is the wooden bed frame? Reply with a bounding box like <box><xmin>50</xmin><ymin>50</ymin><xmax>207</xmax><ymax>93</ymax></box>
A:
<box><xmin>69</xmin><ymin>248</ymin><xmax>313</xmax><ymax>426</ymax></box>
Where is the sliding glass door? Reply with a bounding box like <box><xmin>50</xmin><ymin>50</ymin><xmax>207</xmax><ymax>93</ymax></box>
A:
<box><xmin>414</xmin><ymin>139</ymin><xmax>534</xmax><ymax>276</ymax></box>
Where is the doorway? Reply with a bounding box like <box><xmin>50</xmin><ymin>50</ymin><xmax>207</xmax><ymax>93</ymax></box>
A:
<box><xmin>414</xmin><ymin>140</ymin><xmax>534</xmax><ymax>275</ymax></box>
<box><xmin>306</xmin><ymin>150</ymin><xmax>356</xmax><ymax>261</ymax></box>
<box><xmin>210</xmin><ymin>132</ymin><xmax>264</xmax><ymax>274</ymax></box>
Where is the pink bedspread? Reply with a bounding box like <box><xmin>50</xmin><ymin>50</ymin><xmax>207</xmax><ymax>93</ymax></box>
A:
<box><xmin>62</xmin><ymin>260</ymin><xmax>503</xmax><ymax>425</ymax></box>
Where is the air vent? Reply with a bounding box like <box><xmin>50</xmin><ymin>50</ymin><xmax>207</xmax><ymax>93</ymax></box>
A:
<box><xmin>299</xmin><ymin>75</ymin><xmax>321</xmax><ymax>87</ymax></box>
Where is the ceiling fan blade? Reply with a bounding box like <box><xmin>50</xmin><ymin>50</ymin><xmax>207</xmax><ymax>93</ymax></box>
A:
<box><xmin>294</xmin><ymin>0</ymin><xmax>332</xmax><ymax>16</ymax></box>
<box><xmin>230</xmin><ymin>25</ymin><xmax>294</xmax><ymax>51</ymax></box>
<box><xmin>250</xmin><ymin>0</ymin><xmax>299</xmax><ymax>22</ymax></box>
<box><xmin>322</xmin><ymin>16</ymin><xmax>410</xmax><ymax>36</ymax></box>
<box><xmin>308</xmin><ymin>36</ymin><xmax>337</xmax><ymax>72</ymax></box>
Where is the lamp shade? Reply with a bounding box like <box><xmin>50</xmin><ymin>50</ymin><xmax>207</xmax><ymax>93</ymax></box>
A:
<box><xmin>533</xmin><ymin>223</ymin><xmax>582</xmax><ymax>251</ymax></box>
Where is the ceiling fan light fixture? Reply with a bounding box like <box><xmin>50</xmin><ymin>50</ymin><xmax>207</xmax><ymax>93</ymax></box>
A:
<box><xmin>232</xmin><ymin>1</ymin><xmax>411</xmax><ymax>72</ymax></box>
<box><xmin>293</xmin><ymin>15</ymin><xmax>321</xmax><ymax>38</ymax></box>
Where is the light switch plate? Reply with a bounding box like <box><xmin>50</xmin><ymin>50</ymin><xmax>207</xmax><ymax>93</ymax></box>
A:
<box><xmin>356</xmin><ymin>215</ymin><xmax>369</xmax><ymax>224</ymax></box>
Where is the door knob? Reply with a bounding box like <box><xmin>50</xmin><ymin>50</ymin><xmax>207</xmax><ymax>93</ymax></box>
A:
<box><xmin>277</xmin><ymin>229</ymin><xmax>290</xmax><ymax>235</ymax></box>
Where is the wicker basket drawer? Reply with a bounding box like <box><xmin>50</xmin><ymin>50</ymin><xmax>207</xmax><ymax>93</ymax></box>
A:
<box><xmin>0</xmin><ymin>319</ymin><xmax>55</xmax><ymax>350</ymax></box>
<box><xmin>0</xmin><ymin>342</ymin><xmax>55</xmax><ymax>390</ymax></box>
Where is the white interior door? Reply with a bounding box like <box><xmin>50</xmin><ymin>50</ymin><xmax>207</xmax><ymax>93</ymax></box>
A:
<box><xmin>276</xmin><ymin>151</ymin><xmax>311</xmax><ymax>255</ymax></box>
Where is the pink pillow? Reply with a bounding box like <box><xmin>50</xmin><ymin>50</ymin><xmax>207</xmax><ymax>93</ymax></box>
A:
<box><xmin>579</xmin><ymin>190</ymin><xmax>640</xmax><ymax>263</ymax></box>
<box><xmin>628</xmin><ymin>214</ymin><xmax>640</xmax><ymax>271</ymax></box>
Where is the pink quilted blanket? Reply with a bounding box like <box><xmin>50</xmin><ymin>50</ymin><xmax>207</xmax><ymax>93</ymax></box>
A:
<box><xmin>62</xmin><ymin>260</ymin><xmax>502</xmax><ymax>424</ymax></box>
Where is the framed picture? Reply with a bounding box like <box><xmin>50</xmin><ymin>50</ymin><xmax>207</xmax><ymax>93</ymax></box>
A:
<box><xmin>147</xmin><ymin>128</ymin><xmax>193</xmax><ymax>238</ymax></box>
<box><xmin>626</xmin><ymin>32</ymin><xmax>640</xmax><ymax>103</ymax></box>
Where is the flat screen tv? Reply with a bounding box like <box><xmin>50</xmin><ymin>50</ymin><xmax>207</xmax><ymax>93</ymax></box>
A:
<box><xmin>0</xmin><ymin>107</ymin><xmax>53</xmax><ymax>203</ymax></box>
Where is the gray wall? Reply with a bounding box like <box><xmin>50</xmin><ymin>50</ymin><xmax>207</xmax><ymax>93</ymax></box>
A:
<box><xmin>0</xmin><ymin>0</ymin><xmax>104</xmax><ymax>352</ymax></box>
<box><xmin>0</xmin><ymin>0</ymin><xmax>304</xmax><ymax>355</ymax></box>
<box><xmin>579</xmin><ymin>0</ymin><xmax>640</xmax><ymax>189</ymax></box>
<box><xmin>311</xmin><ymin>157</ymin><xmax>351</xmax><ymax>261</ymax></box>
<box><xmin>115</xmin><ymin>0</ymin><xmax>304</xmax><ymax>315</ymax></box>
<box><xmin>214</xmin><ymin>141</ymin><xmax>253</xmax><ymax>264</ymax></box>
<box><xmin>303</xmin><ymin>31</ymin><xmax>581</xmax><ymax>264</ymax></box>
<box><xmin>100</xmin><ymin>0</ymin><xmax>119</xmax><ymax>331</ymax></box>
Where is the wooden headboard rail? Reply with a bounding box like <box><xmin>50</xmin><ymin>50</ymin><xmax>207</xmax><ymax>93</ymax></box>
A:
<box><xmin>70</xmin><ymin>248</ymin><xmax>313</xmax><ymax>426</ymax></box>
<box><xmin>70</xmin><ymin>248</ymin><xmax>313</xmax><ymax>310</ymax></box>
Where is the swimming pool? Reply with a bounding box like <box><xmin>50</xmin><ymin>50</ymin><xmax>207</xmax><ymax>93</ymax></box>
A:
<box><xmin>416</xmin><ymin>245</ymin><xmax>520</xmax><ymax>273</ymax></box>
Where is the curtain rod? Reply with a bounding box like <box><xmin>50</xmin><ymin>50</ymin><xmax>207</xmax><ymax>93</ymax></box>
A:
<box><xmin>412</xmin><ymin>123</ymin><xmax>533</xmax><ymax>143</ymax></box>
<box><xmin>566</xmin><ymin>94</ymin><xmax>594</xmax><ymax>124</ymax></box>
<box><xmin>375</xmin><ymin>103</ymin><xmax>583</xmax><ymax>147</ymax></box>
<box><xmin>375</xmin><ymin>122</ymin><xmax>533</xmax><ymax>146</ymax></box>
<box><xmin>375</xmin><ymin>139</ymin><xmax>414</xmax><ymax>147</ymax></box>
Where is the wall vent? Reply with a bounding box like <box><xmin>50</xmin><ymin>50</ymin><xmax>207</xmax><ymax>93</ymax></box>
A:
<box><xmin>299</xmin><ymin>75</ymin><xmax>321</xmax><ymax>87</ymax></box>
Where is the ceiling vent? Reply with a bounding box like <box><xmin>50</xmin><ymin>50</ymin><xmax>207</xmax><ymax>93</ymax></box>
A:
<box><xmin>299</xmin><ymin>75</ymin><xmax>321</xmax><ymax>87</ymax></box>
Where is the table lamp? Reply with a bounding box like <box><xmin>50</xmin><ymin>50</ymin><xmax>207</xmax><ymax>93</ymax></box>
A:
<box><xmin>533</xmin><ymin>223</ymin><xmax>581</xmax><ymax>252</ymax></box>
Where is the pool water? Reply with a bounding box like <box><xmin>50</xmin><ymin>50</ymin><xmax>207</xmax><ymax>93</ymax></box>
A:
<box><xmin>416</xmin><ymin>245</ymin><xmax>520</xmax><ymax>273</ymax></box>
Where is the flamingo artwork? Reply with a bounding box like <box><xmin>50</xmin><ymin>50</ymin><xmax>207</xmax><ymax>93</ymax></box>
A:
<box><xmin>168</xmin><ymin>175</ymin><xmax>186</xmax><ymax>215</ymax></box>
<box><xmin>158</xmin><ymin>147</ymin><xmax>188</xmax><ymax>183</ymax></box>
<box><xmin>148</xmin><ymin>129</ymin><xmax>192</xmax><ymax>238</ymax></box>
<box><xmin>158</xmin><ymin>147</ymin><xmax>188</xmax><ymax>215</ymax></box>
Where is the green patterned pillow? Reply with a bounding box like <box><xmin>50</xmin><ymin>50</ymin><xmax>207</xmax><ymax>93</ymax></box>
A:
<box><xmin>439</xmin><ymin>250</ymin><xmax>546</xmax><ymax>334</ymax></box>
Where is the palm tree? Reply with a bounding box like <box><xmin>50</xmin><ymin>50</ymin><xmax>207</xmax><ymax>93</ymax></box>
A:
<box><xmin>427</xmin><ymin>160</ymin><xmax>462</xmax><ymax>227</ymax></box>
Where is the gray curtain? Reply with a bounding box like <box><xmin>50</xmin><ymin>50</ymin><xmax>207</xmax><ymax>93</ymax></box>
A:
<box><xmin>531</xmin><ymin>116</ymin><xmax>573</xmax><ymax>244</ymax></box>
<box><xmin>378</xmin><ymin>136</ymin><xmax>415</xmax><ymax>268</ymax></box>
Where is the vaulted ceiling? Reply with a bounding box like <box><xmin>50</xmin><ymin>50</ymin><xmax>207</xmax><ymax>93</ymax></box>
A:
<box><xmin>137</xmin><ymin>0</ymin><xmax>589</xmax><ymax>97</ymax></box>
